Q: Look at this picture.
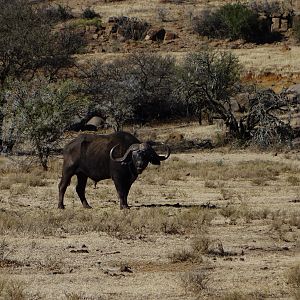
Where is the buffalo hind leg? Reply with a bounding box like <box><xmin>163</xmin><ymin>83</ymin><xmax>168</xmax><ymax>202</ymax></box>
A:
<box><xmin>113</xmin><ymin>179</ymin><xmax>131</xmax><ymax>209</ymax></box>
<box><xmin>58</xmin><ymin>173</ymin><xmax>72</xmax><ymax>209</ymax></box>
<box><xmin>76</xmin><ymin>173</ymin><xmax>92</xmax><ymax>209</ymax></box>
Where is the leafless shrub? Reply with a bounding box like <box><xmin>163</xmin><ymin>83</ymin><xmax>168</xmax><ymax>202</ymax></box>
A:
<box><xmin>43</xmin><ymin>3</ymin><xmax>74</xmax><ymax>21</ymax></box>
<box><xmin>247</xmin><ymin>89</ymin><xmax>293</xmax><ymax>149</ymax></box>
<box><xmin>248</xmin><ymin>0</ymin><xmax>292</xmax><ymax>16</ymax></box>
<box><xmin>156</xmin><ymin>7</ymin><xmax>168</xmax><ymax>22</ymax></box>
<box><xmin>112</xmin><ymin>16</ymin><xmax>150</xmax><ymax>40</ymax></box>
<box><xmin>168</xmin><ymin>248</ymin><xmax>199</xmax><ymax>263</ymax></box>
<box><xmin>191</xmin><ymin>236</ymin><xmax>211</xmax><ymax>255</ymax></box>
<box><xmin>83</xmin><ymin>52</ymin><xmax>176</xmax><ymax>128</ymax></box>
<box><xmin>181</xmin><ymin>269</ymin><xmax>209</xmax><ymax>293</ymax></box>
<box><xmin>81</xmin><ymin>7</ymin><xmax>100</xmax><ymax>19</ymax></box>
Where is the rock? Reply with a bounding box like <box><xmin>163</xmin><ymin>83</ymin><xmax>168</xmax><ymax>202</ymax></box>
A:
<box><xmin>163</xmin><ymin>31</ymin><xmax>177</xmax><ymax>42</ymax></box>
<box><xmin>108</xmin><ymin>16</ymin><xmax>119</xmax><ymax>23</ymax></box>
<box><xmin>86</xmin><ymin>116</ymin><xmax>105</xmax><ymax>129</ymax></box>
<box><xmin>145</xmin><ymin>27</ymin><xmax>166</xmax><ymax>41</ymax></box>
<box><xmin>165</xmin><ymin>132</ymin><xmax>184</xmax><ymax>143</ymax></box>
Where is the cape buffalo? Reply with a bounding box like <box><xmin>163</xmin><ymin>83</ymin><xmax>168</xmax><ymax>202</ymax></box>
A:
<box><xmin>58</xmin><ymin>131</ymin><xmax>170</xmax><ymax>209</ymax></box>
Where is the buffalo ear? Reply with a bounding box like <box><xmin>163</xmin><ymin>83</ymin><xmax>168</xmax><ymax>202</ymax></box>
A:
<box><xmin>150</xmin><ymin>157</ymin><xmax>161</xmax><ymax>165</ymax></box>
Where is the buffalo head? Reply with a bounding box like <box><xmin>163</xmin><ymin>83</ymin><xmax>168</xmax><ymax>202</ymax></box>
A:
<box><xmin>110</xmin><ymin>142</ymin><xmax>170</xmax><ymax>174</ymax></box>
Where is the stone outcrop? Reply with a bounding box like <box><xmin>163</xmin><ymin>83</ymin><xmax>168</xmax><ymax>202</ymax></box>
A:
<box><xmin>144</xmin><ymin>27</ymin><xmax>178</xmax><ymax>42</ymax></box>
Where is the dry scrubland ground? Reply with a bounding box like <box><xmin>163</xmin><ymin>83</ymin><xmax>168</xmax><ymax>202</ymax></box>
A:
<box><xmin>1</xmin><ymin>0</ymin><xmax>300</xmax><ymax>299</ymax></box>
<box><xmin>0</xmin><ymin>124</ymin><xmax>300</xmax><ymax>299</ymax></box>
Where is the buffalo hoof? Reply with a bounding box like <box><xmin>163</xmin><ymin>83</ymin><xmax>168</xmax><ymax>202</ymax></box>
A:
<box><xmin>120</xmin><ymin>205</ymin><xmax>130</xmax><ymax>210</ymax></box>
<box><xmin>82</xmin><ymin>203</ymin><xmax>92</xmax><ymax>209</ymax></box>
<box><xmin>58</xmin><ymin>204</ymin><xmax>65</xmax><ymax>209</ymax></box>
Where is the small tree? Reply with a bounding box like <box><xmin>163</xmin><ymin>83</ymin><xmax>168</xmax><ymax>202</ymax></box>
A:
<box><xmin>177</xmin><ymin>49</ymin><xmax>242</xmax><ymax>134</ymax></box>
<box><xmin>84</xmin><ymin>59</ymin><xmax>139</xmax><ymax>131</ymax></box>
<box><xmin>3</xmin><ymin>77</ymin><xmax>85</xmax><ymax>170</ymax></box>
<box><xmin>83</xmin><ymin>53</ymin><xmax>176</xmax><ymax>129</ymax></box>
<box><xmin>0</xmin><ymin>0</ymin><xmax>84</xmax><ymax>86</ymax></box>
<box><xmin>128</xmin><ymin>52</ymin><xmax>176</xmax><ymax>122</ymax></box>
<box><xmin>0</xmin><ymin>0</ymin><xmax>85</xmax><ymax>149</ymax></box>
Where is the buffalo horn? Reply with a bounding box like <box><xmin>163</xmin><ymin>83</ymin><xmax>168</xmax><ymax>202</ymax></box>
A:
<box><xmin>158</xmin><ymin>143</ymin><xmax>171</xmax><ymax>161</ymax></box>
<box><xmin>110</xmin><ymin>143</ymin><xmax>140</xmax><ymax>162</ymax></box>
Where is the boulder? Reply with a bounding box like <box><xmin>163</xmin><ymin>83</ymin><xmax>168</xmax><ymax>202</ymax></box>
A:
<box><xmin>86</xmin><ymin>116</ymin><xmax>105</xmax><ymax>129</ymax></box>
<box><xmin>145</xmin><ymin>27</ymin><xmax>166</xmax><ymax>41</ymax></box>
<box><xmin>163</xmin><ymin>31</ymin><xmax>177</xmax><ymax>41</ymax></box>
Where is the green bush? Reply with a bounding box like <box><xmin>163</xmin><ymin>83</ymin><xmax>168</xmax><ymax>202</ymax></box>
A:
<box><xmin>43</xmin><ymin>4</ymin><xmax>74</xmax><ymax>22</ymax></box>
<box><xmin>71</xmin><ymin>17</ymin><xmax>102</xmax><ymax>29</ymax></box>
<box><xmin>193</xmin><ymin>3</ymin><xmax>272</xmax><ymax>43</ymax></box>
<box><xmin>81</xmin><ymin>7</ymin><xmax>100</xmax><ymax>19</ymax></box>
<box><xmin>3</xmin><ymin>77</ymin><xmax>87</xmax><ymax>170</ymax></box>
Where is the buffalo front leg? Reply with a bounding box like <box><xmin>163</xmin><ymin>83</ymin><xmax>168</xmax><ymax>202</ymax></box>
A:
<box><xmin>113</xmin><ymin>179</ymin><xmax>131</xmax><ymax>209</ymax></box>
<box><xmin>58</xmin><ymin>174</ymin><xmax>72</xmax><ymax>209</ymax></box>
<box><xmin>76</xmin><ymin>173</ymin><xmax>92</xmax><ymax>209</ymax></box>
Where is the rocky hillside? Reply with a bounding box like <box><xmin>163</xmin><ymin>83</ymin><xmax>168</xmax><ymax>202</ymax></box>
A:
<box><xmin>51</xmin><ymin>0</ymin><xmax>300</xmax><ymax>90</ymax></box>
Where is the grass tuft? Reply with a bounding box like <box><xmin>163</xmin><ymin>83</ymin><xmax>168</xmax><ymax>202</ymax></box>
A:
<box><xmin>287</xmin><ymin>263</ymin><xmax>300</xmax><ymax>288</ymax></box>
<box><xmin>181</xmin><ymin>269</ymin><xmax>209</xmax><ymax>293</ymax></box>
<box><xmin>0</xmin><ymin>278</ymin><xmax>26</xmax><ymax>300</ymax></box>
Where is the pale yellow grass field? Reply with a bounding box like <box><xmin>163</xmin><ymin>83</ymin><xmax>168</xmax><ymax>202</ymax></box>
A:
<box><xmin>0</xmin><ymin>124</ymin><xmax>299</xmax><ymax>299</ymax></box>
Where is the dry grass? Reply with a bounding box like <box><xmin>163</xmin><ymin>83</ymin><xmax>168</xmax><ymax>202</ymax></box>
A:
<box><xmin>168</xmin><ymin>248</ymin><xmax>200</xmax><ymax>263</ymax></box>
<box><xmin>232</xmin><ymin>46</ymin><xmax>300</xmax><ymax>77</ymax></box>
<box><xmin>145</xmin><ymin>158</ymin><xmax>297</xmax><ymax>183</ymax></box>
<box><xmin>286</xmin><ymin>176</ymin><xmax>300</xmax><ymax>186</ymax></box>
<box><xmin>0</xmin><ymin>207</ymin><xmax>214</xmax><ymax>237</ymax></box>
<box><xmin>0</xmin><ymin>169</ymin><xmax>49</xmax><ymax>187</ymax></box>
<box><xmin>269</xmin><ymin>211</ymin><xmax>300</xmax><ymax>241</ymax></box>
<box><xmin>295</xmin><ymin>289</ymin><xmax>300</xmax><ymax>300</ymax></box>
<box><xmin>216</xmin><ymin>291</ymin><xmax>252</xmax><ymax>300</ymax></box>
<box><xmin>168</xmin><ymin>235</ymin><xmax>210</xmax><ymax>263</ymax></box>
<box><xmin>64</xmin><ymin>292</ymin><xmax>103</xmax><ymax>300</ymax></box>
<box><xmin>0</xmin><ymin>279</ymin><xmax>26</xmax><ymax>300</ymax></box>
<box><xmin>287</xmin><ymin>263</ymin><xmax>300</xmax><ymax>288</ymax></box>
<box><xmin>181</xmin><ymin>269</ymin><xmax>209</xmax><ymax>294</ymax></box>
<box><xmin>0</xmin><ymin>136</ymin><xmax>300</xmax><ymax>299</ymax></box>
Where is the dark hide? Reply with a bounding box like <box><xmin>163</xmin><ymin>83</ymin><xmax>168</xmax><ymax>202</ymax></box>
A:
<box><xmin>58</xmin><ymin>131</ymin><xmax>170</xmax><ymax>209</ymax></box>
